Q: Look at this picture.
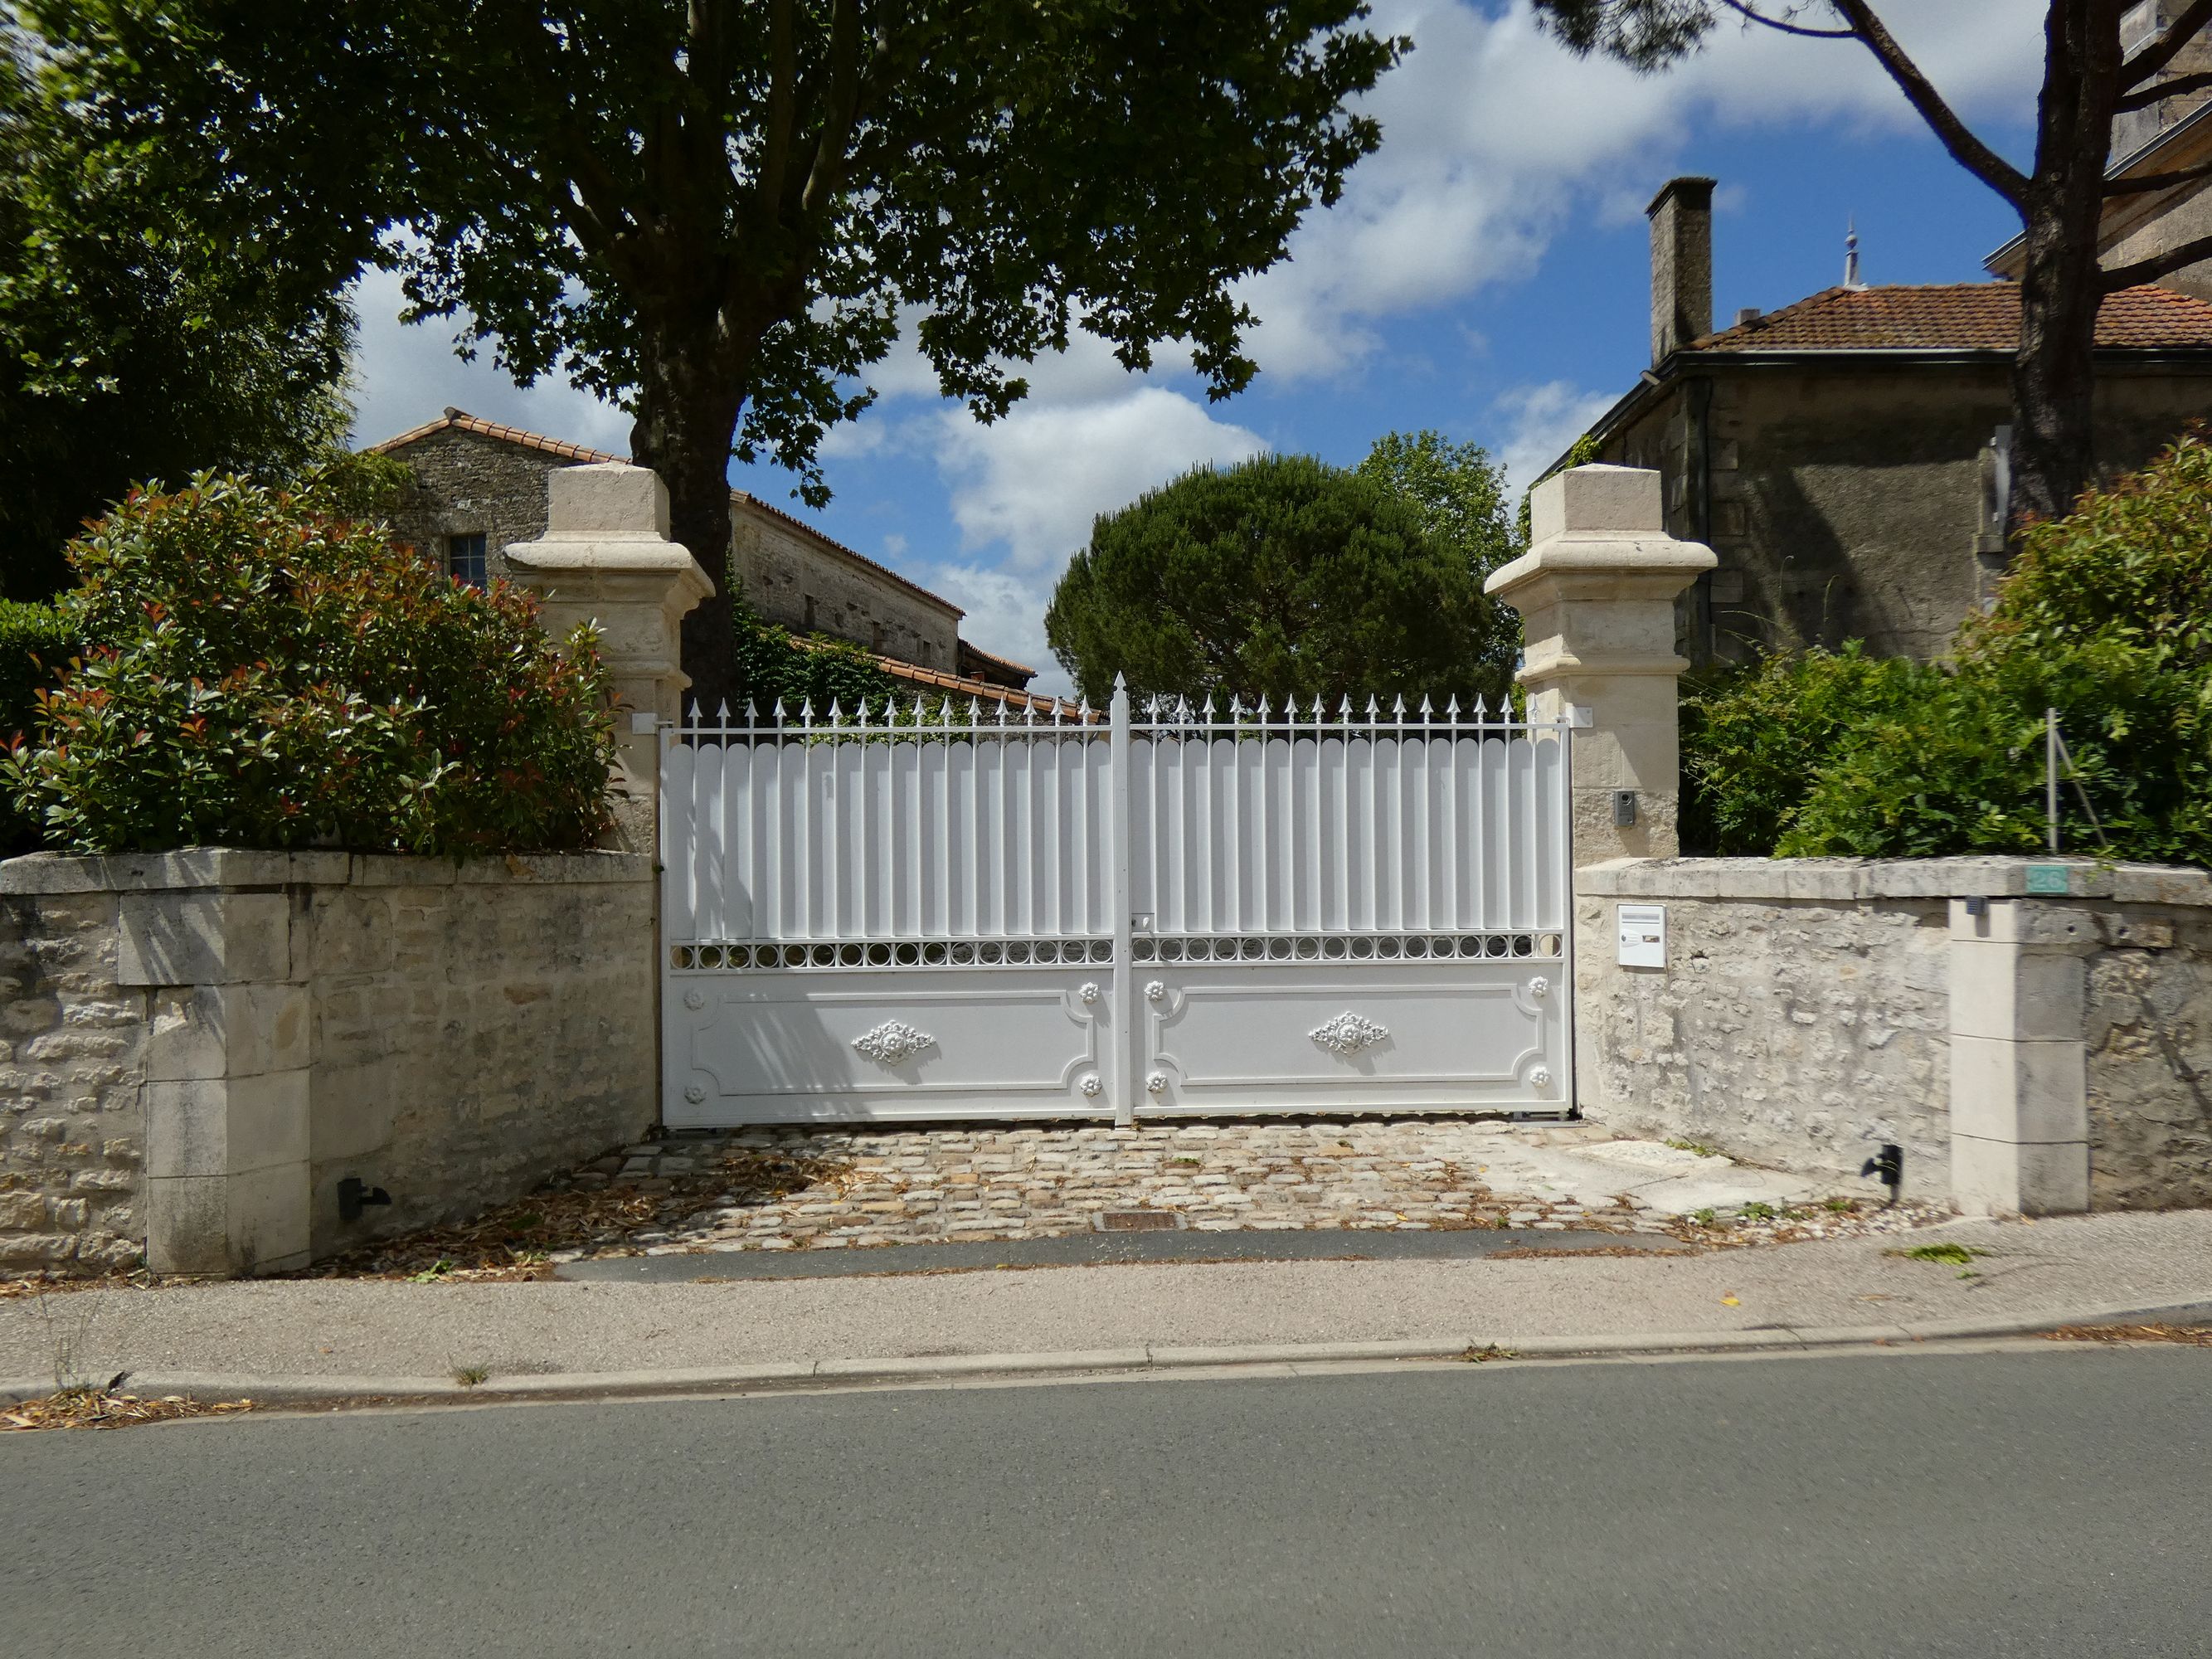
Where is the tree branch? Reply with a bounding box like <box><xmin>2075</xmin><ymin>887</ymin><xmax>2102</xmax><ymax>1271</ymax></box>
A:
<box><xmin>2114</xmin><ymin>67</ymin><xmax>2212</xmax><ymax>111</ymax></box>
<box><xmin>2122</xmin><ymin>0</ymin><xmax>2212</xmax><ymax>89</ymax></box>
<box><xmin>2099</xmin><ymin>227</ymin><xmax>2212</xmax><ymax>290</ymax></box>
<box><xmin>2104</xmin><ymin>158</ymin><xmax>2212</xmax><ymax>196</ymax></box>
<box><xmin>797</xmin><ymin>0</ymin><xmax>865</xmax><ymax>221</ymax></box>
<box><xmin>1715</xmin><ymin>0</ymin><xmax>1855</xmax><ymax>40</ymax></box>
<box><xmin>1827</xmin><ymin>0</ymin><xmax>2029</xmax><ymax>209</ymax></box>
<box><xmin>757</xmin><ymin>0</ymin><xmax>797</xmax><ymax>212</ymax></box>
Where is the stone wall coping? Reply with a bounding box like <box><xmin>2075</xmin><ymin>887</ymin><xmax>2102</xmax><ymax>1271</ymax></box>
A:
<box><xmin>0</xmin><ymin>848</ymin><xmax>651</xmax><ymax>895</ymax></box>
<box><xmin>1576</xmin><ymin>856</ymin><xmax>2212</xmax><ymax>907</ymax></box>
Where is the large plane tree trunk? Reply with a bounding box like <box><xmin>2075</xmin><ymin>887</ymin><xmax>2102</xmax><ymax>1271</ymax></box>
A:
<box><xmin>2007</xmin><ymin>0</ymin><xmax>2128</xmax><ymax>533</ymax></box>
<box><xmin>630</xmin><ymin>323</ymin><xmax>751</xmax><ymax>721</ymax></box>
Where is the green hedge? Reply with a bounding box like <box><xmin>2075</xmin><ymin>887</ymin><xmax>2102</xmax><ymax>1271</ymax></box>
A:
<box><xmin>1683</xmin><ymin>432</ymin><xmax>2212</xmax><ymax>865</ymax></box>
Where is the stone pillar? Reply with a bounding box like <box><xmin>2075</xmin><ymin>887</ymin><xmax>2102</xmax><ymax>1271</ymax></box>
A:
<box><xmin>125</xmin><ymin>878</ymin><xmax>314</xmax><ymax>1275</ymax></box>
<box><xmin>1485</xmin><ymin>465</ymin><xmax>1716</xmax><ymax>865</ymax></box>
<box><xmin>1948</xmin><ymin>898</ymin><xmax>2093</xmax><ymax>1215</ymax></box>
<box><xmin>503</xmin><ymin>464</ymin><xmax>715</xmax><ymax>854</ymax></box>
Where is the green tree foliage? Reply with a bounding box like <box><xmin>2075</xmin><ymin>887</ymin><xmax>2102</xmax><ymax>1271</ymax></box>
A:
<box><xmin>0</xmin><ymin>21</ymin><xmax>353</xmax><ymax>598</ymax></box>
<box><xmin>23</xmin><ymin>0</ymin><xmax>1407</xmax><ymax>711</ymax></box>
<box><xmin>3</xmin><ymin>477</ymin><xmax>617</xmax><ymax>854</ymax></box>
<box><xmin>1354</xmin><ymin>430</ymin><xmax>1521</xmax><ymax>698</ymax></box>
<box><xmin>1355</xmin><ymin>431</ymin><xmax>1518</xmax><ymax>578</ymax></box>
<box><xmin>1683</xmin><ymin>431</ymin><xmax>2212</xmax><ymax>864</ymax></box>
<box><xmin>1044</xmin><ymin>453</ymin><xmax>1512</xmax><ymax>709</ymax></box>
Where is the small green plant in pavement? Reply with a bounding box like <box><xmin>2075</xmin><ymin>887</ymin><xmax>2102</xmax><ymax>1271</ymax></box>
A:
<box><xmin>1894</xmin><ymin>1243</ymin><xmax>1991</xmax><ymax>1267</ymax></box>
<box><xmin>1738</xmin><ymin>1202</ymin><xmax>1779</xmax><ymax>1223</ymax></box>
<box><xmin>1665</xmin><ymin>1138</ymin><xmax>1719</xmax><ymax>1158</ymax></box>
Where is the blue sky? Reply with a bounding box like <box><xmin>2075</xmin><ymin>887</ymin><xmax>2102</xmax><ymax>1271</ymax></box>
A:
<box><xmin>348</xmin><ymin>2</ymin><xmax>2045</xmax><ymax>694</ymax></box>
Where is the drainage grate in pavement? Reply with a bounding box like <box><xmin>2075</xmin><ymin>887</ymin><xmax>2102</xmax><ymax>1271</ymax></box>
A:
<box><xmin>1094</xmin><ymin>1211</ymin><xmax>1185</xmax><ymax>1233</ymax></box>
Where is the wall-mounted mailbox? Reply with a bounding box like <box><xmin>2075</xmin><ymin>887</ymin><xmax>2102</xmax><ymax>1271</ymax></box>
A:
<box><xmin>1616</xmin><ymin>902</ymin><xmax>1666</xmax><ymax>968</ymax></box>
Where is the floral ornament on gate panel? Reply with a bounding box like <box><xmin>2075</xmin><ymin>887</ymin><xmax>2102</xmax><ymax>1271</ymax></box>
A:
<box><xmin>851</xmin><ymin>1021</ymin><xmax>937</xmax><ymax>1065</ymax></box>
<box><xmin>1310</xmin><ymin>1012</ymin><xmax>1389</xmax><ymax>1056</ymax></box>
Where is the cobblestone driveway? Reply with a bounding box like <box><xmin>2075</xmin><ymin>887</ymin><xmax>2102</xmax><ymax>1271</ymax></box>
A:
<box><xmin>547</xmin><ymin>1117</ymin><xmax>1815</xmax><ymax>1257</ymax></box>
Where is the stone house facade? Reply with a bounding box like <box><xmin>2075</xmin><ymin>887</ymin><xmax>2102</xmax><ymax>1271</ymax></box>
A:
<box><xmin>1574</xmin><ymin>178</ymin><xmax>2212</xmax><ymax>665</ymax></box>
<box><xmin>371</xmin><ymin>409</ymin><xmax>1038</xmax><ymax>695</ymax></box>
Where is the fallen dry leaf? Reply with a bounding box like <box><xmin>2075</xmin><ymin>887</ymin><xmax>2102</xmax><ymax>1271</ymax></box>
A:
<box><xmin>2042</xmin><ymin>1322</ymin><xmax>2212</xmax><ymax>1347</ymax></box>
<box><xmin>3</xmin><ymin>1388</ymin><xmax>257</xmax><ymax>1432</ymax></box>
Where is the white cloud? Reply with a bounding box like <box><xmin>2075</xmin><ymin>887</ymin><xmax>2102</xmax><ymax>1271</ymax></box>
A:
<box><xmin>931</xmin><ymin>386</ymin><xmax>1267</xmax><ymax>571</ymax></box>
<box><xmin>345</xmin><ymin>268</ymin><xmax>631</xmax><ymax>453</ymax></box>
<box><xmin>1494</xmin><ymin>379</ymin><xmax>1620</xmax><ymax>494</ymax></box>
<box><xmin>905</xmin><ymin>387</ymin><xmax>1269</xmax><ymax>693</ymax></box>
<box><xmin>1235</xmin><ymin>0</ymin><xmax>2046</xmax><ymax>382</ymax></box>
<box><xmin>923</xmin><ymin>562</ymin><xmax>1075</xmax><ymax>698</ymax></box>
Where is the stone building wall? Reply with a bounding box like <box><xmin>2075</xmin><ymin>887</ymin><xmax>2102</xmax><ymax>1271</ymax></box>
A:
<box><xmin>379</xmin><ymin>423</ymin><xmax>964</xmax><ymax>670</ymax></box>
<box><xmin>732</xmin><ymin>504</ymin><xmax>960</xmax><ymax>670</ymax></box>
<box><xmin>1578</xmin><ymin>858</ymin><xmax>2212</xmax><ymax>1210</ymax></box>
<box><xmin>383</xmin><ymin>426</ymin><xmax>573</xmax><ymax>587</ymax></box>
<box><xmin>1602</xmin><ymin>365</ymin><xmax>2212</xmax><ymax>664</ymax></box>
<box><xmin>0</xmin><ymin>850</ymin><xmax>655</xmax><ymax>1277</ymax></box>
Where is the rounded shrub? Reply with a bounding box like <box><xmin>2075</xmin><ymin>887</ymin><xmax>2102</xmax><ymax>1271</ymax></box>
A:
<box><xmin>3</xmin><ymin>475</ymin><xmax>616</xmax><ymax>855</ymax></box>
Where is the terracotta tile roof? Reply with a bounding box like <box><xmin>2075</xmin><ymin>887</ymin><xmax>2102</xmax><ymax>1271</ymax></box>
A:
<box><xmin>788</xmin><ymin>635</ymin><xmax>1085</xmax><ymax>718</ymax></box>
<box><xmin>368</xmin><ymin>407</ymin><xmax>960</xmax><ymax>618</ymax></box>
<box><xmin>957</xmin><ymin>639</ymin><xmax>1040</xmax><ymax>684</ymax></box>
<box><xmin>369</xmin><ymin>407</ymin><xmax>625</xmax><ymax>465</ymax></box>
<box><xmin>1689</xmin><ymin>283</ymin><xmax>2212</xmax><ymax>353</ymax></box>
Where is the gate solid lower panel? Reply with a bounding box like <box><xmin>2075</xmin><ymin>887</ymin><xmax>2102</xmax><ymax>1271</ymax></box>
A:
<box><xmin>667</xmin><ymin>968</ymin><xmax>1115</xmax><ymax>1126</ymax></box>
<box><xmin>1136</xmin><ymin>958</ymin><xmax>1562</xmax><ymax>1117</ymax></box>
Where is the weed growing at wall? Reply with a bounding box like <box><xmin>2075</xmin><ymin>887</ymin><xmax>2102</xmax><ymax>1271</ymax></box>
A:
<box><xmin>3</xmin><ymin>475</ymin><xmax>616</xmax><ymax>854</ymax></box>
<box><xmin>1684</xmin><ymin>432</ymin><xmax>2212</xmax><ymax>864</ymax></box>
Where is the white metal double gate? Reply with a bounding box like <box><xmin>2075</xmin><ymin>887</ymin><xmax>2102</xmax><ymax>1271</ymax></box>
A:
<box><xmin>660</xmin><ymin>686</ymin><xmax>1572</xmax><ymax>1126</ymax></box>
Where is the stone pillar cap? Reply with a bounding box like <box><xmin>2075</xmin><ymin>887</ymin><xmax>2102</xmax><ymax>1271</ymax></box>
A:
<box><xmin>1486</xmin><ymin>465</ymin><xmax>1714</xmax><ymax>598</ymax></box>
<box><xmin>545</xmin><ymin>462</ymin><xmax>671</xmax><ymax>542</ymax></box>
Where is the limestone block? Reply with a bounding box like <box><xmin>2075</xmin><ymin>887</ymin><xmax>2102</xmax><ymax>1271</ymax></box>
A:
<box><xmin>146</xmin><ymin>1072</ymin><xmax>310</xmax><ymax>1177</ymax></box>
<box><xmin>1528</xmin><ymin>465</ymin><xmax>1662</xmax><ymax>545</ymax></box>
<box><xmin>1947</xmin><ymin>944</ymin><xmax>2085</xmax><ymax>1043</ymax></box>
<box><xmin>545</xmin><ymin>461</ymin><xmax>671</xmax><ymax>541</ymax></box>
<box><xmin>146</xmin><ymin>984</ymin><xmax>310</xmax><ymax>1082</ymax></box>
<box><xmin>1952</xmin><ymin>1134</ymin><xmax>2089</xmax><ymax>1218</ymax></box>
<box><xmin>1948</xmin><ymin>1034</ymin><xmax>2089</xmax><ymax>1144</ymax></box>
<box><xmin>147</xmin><ymin>1164</ymin><xmax>309</xmax><ymax>1275</ymax></box>
<box><xmin>118</xmin><ymin>890</ymin><xmax>294</xmax><ymax>986</ymax></box>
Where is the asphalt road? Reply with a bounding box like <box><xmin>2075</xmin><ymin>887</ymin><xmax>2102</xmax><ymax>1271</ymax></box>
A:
<box><xmin>7</xmin><ymin>1345</ymin><xmax>2210</xmax><ymax>1658</ymax></box>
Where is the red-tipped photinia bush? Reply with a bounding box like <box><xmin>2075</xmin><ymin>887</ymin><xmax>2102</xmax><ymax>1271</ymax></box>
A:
<box><xmin>4</xmin><ymin>474</ymin><xmax>615</xmax><ymax>854</ymax></box>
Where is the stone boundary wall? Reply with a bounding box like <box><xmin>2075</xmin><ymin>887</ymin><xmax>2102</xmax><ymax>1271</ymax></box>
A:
<box><xmin>1576</xmin><ymin>858</ymin><xmax>2212</xmax><ymax>1213</ymax></box>
<box><xmin>1</xmin><ymin>849</ymin><xmax>655</xmax><ymax>1277</ymax></box>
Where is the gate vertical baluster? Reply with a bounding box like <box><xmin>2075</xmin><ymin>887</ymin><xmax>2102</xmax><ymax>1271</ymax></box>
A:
<box><xmin>1109</xmin><ymin>676</ymin><xmax>1135</xmax><ymax>1125</ymax></box>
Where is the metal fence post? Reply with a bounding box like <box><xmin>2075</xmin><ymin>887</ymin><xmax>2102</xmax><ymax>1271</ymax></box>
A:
<box><xmin>1109</xmin><ymin>675</ymin><xmax>1135</xmax><ymax>1126</ymax></box>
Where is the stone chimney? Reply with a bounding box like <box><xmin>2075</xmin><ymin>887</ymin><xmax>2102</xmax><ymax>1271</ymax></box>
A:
<box><xmin>1647</xmin><ymin>177</ymin><xmax>1715</xmax><ymax>365</ymax></box>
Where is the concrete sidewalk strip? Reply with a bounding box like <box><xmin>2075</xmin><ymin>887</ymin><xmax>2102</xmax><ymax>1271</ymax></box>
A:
<box><xmin>7</xmin><ymin>1295</ymin><xmax>2209</xmax><ymax>1410</ymax></box>
<box><xmin>3</xmin><ymin>1211</ymin><xmax>2207</xmax><ymax>1408</ymax></box>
